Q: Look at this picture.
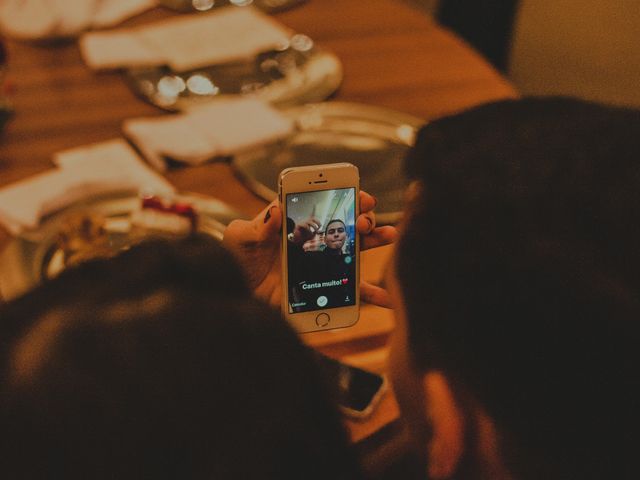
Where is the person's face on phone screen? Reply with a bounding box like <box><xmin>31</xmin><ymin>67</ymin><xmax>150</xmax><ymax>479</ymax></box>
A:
<box><xmin>325</xmin><ymin>221</ymin><xmax>347</xmax><ymax>250</ymax></box>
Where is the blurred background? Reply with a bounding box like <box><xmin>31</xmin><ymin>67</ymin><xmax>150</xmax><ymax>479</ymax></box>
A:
<box><xmin>1</xmin><ymin>0</ymin><xmax>638</xmax><ymax>451</ymax></box>
<box><xmin>409</xmin><ymin>0</ymin><xmax>640</xmax><ymax>108</ymax></box>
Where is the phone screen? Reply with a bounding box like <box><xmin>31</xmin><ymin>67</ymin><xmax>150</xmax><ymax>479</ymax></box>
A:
<box><xmin>285</xmin><ymin>188</ymin><xmax>357</xmax><ymax>314</ymax></box>
<box><xmin>315</xmin><ymin>353</ymin><xmax>386</xmax><ymax>415</ymax></box>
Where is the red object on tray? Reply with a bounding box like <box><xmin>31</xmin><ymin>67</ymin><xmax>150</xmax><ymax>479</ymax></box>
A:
<box><xmin>141</xmin><ymin>195</ymin><xmax>198</xmax><ymax>231</ymax></box>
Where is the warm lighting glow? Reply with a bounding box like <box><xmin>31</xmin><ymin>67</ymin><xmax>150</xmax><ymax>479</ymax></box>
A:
<box><xmin>139</xmin><ymin>79</ymin><xmax>156</xmax><ymax>97</ymax></box>
<box><xmin>291</xmin><ymin>34</ymin><xmax>314</xmax><ymax>52</ymax></box>
<box><xmin>186</xmin><ymin>74</ymin><xmax>220</xmax><ymax>95</ymax></box>
<box><xmin>157</xmin><ymin>75</ymin><xmax>186</xmax><ymax>99</ymax></box>
<box><xmin>275</xmin><ymin>39</ymin><xmax>291</xmax><ymax>51</ymax></box>
<box><xmin>263</xmin><ymin>0</ymin><xmax>288</xmax><ymax>7</ymax></box>
<box><xmin>396</xmin><ymin>124</ymin><xmax>415</xmax><ymax>144</ymax></box>
<box><xmin>240</xmin><ymin>81</ymin><xmax>265</xmax><ymax>93</ymax></box>
<box><xmin>192</xmin><ymin>0</ymin><xmax>215</xmax><ymax>11</ymax></box>
<box><xmin>230</xmin><ymin>0</ymin><xmax>253</xmax><ymax>6</ymax></box>
<box><xmin>340</xmin><ymin>135</ymin><xmax>387</xmax><ymax>151</ymax></box>
<box><xmin>276</xmin><ymin>52</ymin><xmax>297</xmax><ymax>73</ymax></box>
<box><xmin>260</xmin><ymin>58</ymin><xmax>280</xmax><ymax>73</ymax></box>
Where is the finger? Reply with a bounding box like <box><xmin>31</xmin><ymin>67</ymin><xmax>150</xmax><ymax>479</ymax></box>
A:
<box><xmin>257</xmin><ymin>201</ymin><xmax>282</xmax><ymax>242</ymax></box>
<box><xmin>360</xmin><ymin>281</ymin><xmax>393</xmax><ymax>308</ymax></box>
<box><xmin>309</xmin><ymin>216</ymin><xmax>321</xmax><ymax>228</ymax></box>
<box><xmin>225</xmin><ymin>203</ymin><xmax>277</xmax><ymax>243</ymax></box>
<box><xmin>361</xmin><ymin>225</ymin><xmax>398</xmax><ymax>250</ymax></box>
<box><xmin>223</xmin><ymin>218</ymin><xmax>255</xmax><ymax>247</ymax></box>
<box><xmin>359</xmin><ymin>191</ymin><xmax>377</xmax><ymax>214</ymax></box>
<box><xmin>356</xmin><ymin>212</ymin><xmax>376</xmax><ymax>235</ymax></box>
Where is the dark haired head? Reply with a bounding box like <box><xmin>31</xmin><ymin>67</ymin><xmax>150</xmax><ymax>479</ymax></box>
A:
<box><xmin>325</xmin><ymin>219</ymin><xmax>348</xmax><ymax>251</ymax></box>
<box><xmin>398</xmin><ymin>98</ymin><xmax>637</xmax><ymax>479</ymax></box>
<box><xmin>0</xmin><ymin>235</ymin><xmax>360</xmax><ymax>479</ymax></box>
<box><xmin>326</xmin><ymin>219</ymin><xmax>346</xmax><ymax>229</ymax></box>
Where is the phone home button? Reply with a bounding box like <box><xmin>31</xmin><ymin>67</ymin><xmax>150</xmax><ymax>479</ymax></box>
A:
<box><xmin>315</xmin><ymin>313</ymin><xmax>330</xmax><ymax>327</ymax></box>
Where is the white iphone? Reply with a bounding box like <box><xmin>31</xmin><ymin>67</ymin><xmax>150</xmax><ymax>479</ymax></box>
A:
<box><xmin>279</xmin><ymin>163</ymin><xmax>360</xmax><ymax>333</ymax></box>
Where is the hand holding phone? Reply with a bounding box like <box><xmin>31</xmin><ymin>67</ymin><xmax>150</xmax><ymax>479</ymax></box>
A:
<box><xmin>279</xmin><ymin>163</ymin><xmax>360</xmax><ymax>332</ymax></box>
<box><xmin>222</xmin><ymin>181</ymin><xmax>395</xmax><ymax>311</ymax></box>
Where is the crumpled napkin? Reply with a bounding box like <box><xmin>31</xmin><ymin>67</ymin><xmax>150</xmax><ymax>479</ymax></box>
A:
<box><xmin>80</xmin><ymin>5</ymin><xmax>292</xmax><ymax>71</ymax></box>
<box><xmin>0</xmin><ymin>0</ymin><xmax>156</xmax><ymax>40</ymax></box>
<box><xmin>122</xmin><ymin>97</ymin><xmax>294</xmax><ymax>170</ymax></box>
<box><xmin>0</xmin><ymin>139</ymin><xmax>174</xmax><ymax>235</ymax></box>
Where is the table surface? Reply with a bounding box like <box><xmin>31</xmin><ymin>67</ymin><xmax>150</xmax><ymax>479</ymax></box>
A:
<box><xmin>0</xmin><ymin>0</ymin><xmax>516</xmax><ymax>442</ymax></box>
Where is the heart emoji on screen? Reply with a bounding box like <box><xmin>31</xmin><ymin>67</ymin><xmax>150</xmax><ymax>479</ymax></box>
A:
<box><xmin>342</xmin><ymin>278</ymin><xmax>348</xmax><ymax>284</ymax></box>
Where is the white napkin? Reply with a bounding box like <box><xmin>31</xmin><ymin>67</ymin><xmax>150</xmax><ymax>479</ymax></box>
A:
<box><xmin>0</xmin><ymin>0</ymin><xmax>156</xmax><ymax>40</ymax></box>
<box><xmin>123</xmin><ymin>97</ymin><xmax>294</xmax><ymax>170</ymax></box>
<box><xmin>80</xmin><ymin>6</ymin><xmax>293</xmax><ymax>71</ymax></box>
<box><xmin>93</xmin><ymin>0</ymin><xmax>157</xmax><ymax>28</ymax></box>
<box><xmin>79</xmin><ymin>30</ymin><xmax>166</xmax><ymax>70</ymax></box>
<box><xmin>0</xmin><ymin>139</ymin><xmax>174</xmax><ymax>235</ymax></box>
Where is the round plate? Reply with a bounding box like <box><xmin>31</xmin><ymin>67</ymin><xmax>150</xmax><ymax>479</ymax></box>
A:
<box><xmin>125</xmin><ymin>35</ymin><xmax>342</xmax><ymax>111</ymax></box>
<box><xmin>0</xmin><ymin>192</ymin><xmax>245</xmax><ymax>302</ymax></box>
<box><xmin>158</xmin><ymin>0</ymin><xmax>307</xmax><ymax>14</ymax></box>
<box><xmin>232</xmin><ymin>102</ymin><xmax>425</xmax><ymax>225</ymax></box>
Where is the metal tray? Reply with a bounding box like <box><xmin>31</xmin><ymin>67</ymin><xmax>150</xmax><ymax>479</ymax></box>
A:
<box><xmin>0</xmin><ymin>192</ymin><xmax>245</xmax><ymax>302</ymax></box>
<box><xmin>125</xmin><ymin>34</ymin><xmax>342</xmax><ymax>111</ymax></box>
<box><xmin>158</xmin><ymin>0</ymin><xmax>307</xmax><ymax>14</ymax></box>
<box><xmin>232</xmin><ymin>102</ymin><xmax>425</xmax><ymax>225</ymax></box>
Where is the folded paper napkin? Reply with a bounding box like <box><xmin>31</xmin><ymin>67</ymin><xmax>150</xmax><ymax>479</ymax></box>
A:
<box><xmin>80</xmin><ymin>6</ymin><xmax>293</xmax><ymax>71</ymax></box>
<box><xmin>0</xmin><ymin>0</ymin><xmax>156</xmax><ymax>40</ymax></box>
<box><xmin>123</xmin><ymin>97</ymin><xmax>294</xmax><ymax>170</ymax></box>
<box><xmin>0</xmin><ymin>139</ymin><xmax>174</xmax><ymax>235</ymax></box>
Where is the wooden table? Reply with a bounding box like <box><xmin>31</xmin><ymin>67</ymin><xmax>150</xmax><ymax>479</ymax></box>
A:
<box><xmin>0</xmin><ymin>0</ymin><xmax>516</xmax><ymax>442</ymax></box>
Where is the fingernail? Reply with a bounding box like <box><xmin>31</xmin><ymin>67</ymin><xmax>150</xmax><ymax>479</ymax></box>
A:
<box><xmin>264</xmin><ymin>206</ymin><xmax>274</xmax><ymax>223</ymax></box>
<box><xmin>372</xmin><ymin>195</ymin><xmax>378</xmax><ymax>208</ymax></box>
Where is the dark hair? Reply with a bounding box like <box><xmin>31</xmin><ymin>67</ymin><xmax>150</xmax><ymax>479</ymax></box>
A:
<box><xmin>326</xmin><ymin>219</ymin><xmax>346</xmax><ymax>230</ymax></box>
<box><xmin>398</xmin><ymin>98</ymin><xmax>637</xmax><ymax>479</ymax></box>
<box><xmin>0</xmin><ymin>235</ymin><xmax>361</xmax><ymax>479</ymax></box>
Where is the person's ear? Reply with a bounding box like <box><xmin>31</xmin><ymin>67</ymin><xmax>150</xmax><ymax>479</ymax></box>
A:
<box><xmin>422</xmin><ymin>371</ymin><xmax>465</xmax><ymax>479</ymax></box>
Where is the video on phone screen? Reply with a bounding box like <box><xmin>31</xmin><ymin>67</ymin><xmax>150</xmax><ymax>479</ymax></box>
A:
<box><xmin>286</xmin><ymin>188</ymin><xmax>356</xmax><ymax>313</ymax></box>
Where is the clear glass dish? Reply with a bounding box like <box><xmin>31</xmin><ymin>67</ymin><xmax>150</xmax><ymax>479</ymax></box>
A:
<box><xmin>125</xmin><ymin>34</ymin><xmax>342</xmax><ymax>111</ymax></box>
<box><xmin>232</xmin><ymin>102</ymin><xmax>425</xmax><ymax>225</ymax></box>
<box><xmin>0</xmin><ymin>192</ymin><xmax>245</xmax><ymax>301</ymax></box>
<box><xmin>158</xmin><ymin>0</ymin><xmax>307</xmax><ymax>14</ymax></box>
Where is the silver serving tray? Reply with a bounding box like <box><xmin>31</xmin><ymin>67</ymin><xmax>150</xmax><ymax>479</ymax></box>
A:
<box><xmin>232</xmin><ymin>102</ymin><xmax>425</xmax><ymax>225</ymax></box>
<box><xmin>0</xmin><ymin>192</ymin><xmax>245</xmax><ymax>302</ymax></box>
<box><xmin>125</xmin><ymin>34</ymin><xmax>342</xmax><ymax>111</ymax></box>
<box><xmin>159</xmin><ymin>0</ymin><xmax>307</xmax><ymax>14</ymax></box>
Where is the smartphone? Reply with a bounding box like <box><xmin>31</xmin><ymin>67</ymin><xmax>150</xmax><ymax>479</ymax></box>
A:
<box><xmin>315</xmin><ymin>352</ymin><xmax>387</xmax><ymax>419</ymax></box>
<box><xmin>279</xmin><ymin>163</ymin><xmax>360</xmax><ymax>333</ymax></box>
